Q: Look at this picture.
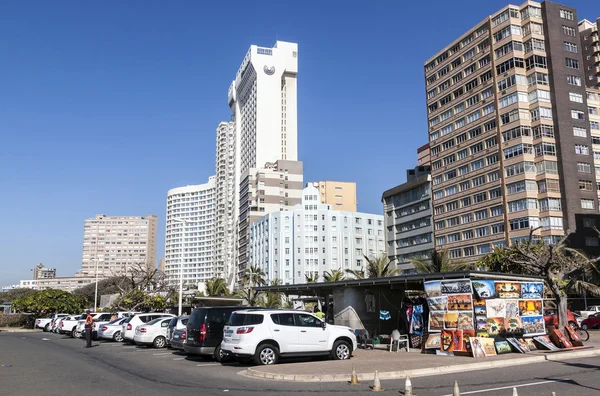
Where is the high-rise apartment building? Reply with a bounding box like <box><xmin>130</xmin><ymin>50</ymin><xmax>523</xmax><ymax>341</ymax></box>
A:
<box><xmin>382</xmin><ymin>165</ymin><xmax>433</xmax><ymax>273</ymax></box>
<box><xmin>33</xmin><ymin>264</ymin><xmax>56</xmax><ymax>279</ymax></box>
<box><xmin>237</xmin><ymin>160</ymin><xmax>303</xmax><ymax>283</ymax></box>
<box><xmin>425</xmin><ymin>1</ymin><xmax>596</xmax><ymax>260</ymax></box>
<box><xmin>579</xmin><ymin>18</ymin><xmax>600</xmax><ymax>88</ymax></box>
<box><xmin>249</xmin><ymin>184</ymin><xmax>385</xmax><ymax>285</ymax></box>
<box><xmin>417</xmin><ymin>144</ymin><xmax>431</xmax><ymax>166</ymax></box>
<box><xmin>80</xmin><ymin>214</ymin><xmax>157</xmax><ymax>277</ymax></box>
<box><xmin>165</xmin><ymin>178</ymin><xmax>216</xmax><ymax>288</ymax></box>
<box><xmin>307</xmin><ymin>181</ymin><xmax>357</xmax><ymax>212</ymax></box>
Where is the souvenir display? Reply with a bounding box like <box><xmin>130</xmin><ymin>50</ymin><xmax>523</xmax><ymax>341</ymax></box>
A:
<box><xmin>486</xmin><ymin>317</ymin><xmax>504</xmax><ymax>336</ymax></box>
<box><xmin>474</xmin><ymin>305</ymin><xmax>486</xmax><ymax>316</ymax></box>
<box><xmin>525</xmin><ymin>338</ymin><xmax>537</xmax><ymax>351</ymax></box>
<box><xmin>564</xmin><ymin>325</ymin><xmax>584</xmax><ymax>347</ymax></box>
<box><xmin>517</xmin><ymin>338</ymin><xmax>531</xmax><ymax>352</ymax></box>
<box><xmin>519</xmin><ymin>300</ymin><xmax>543</xmax><ymax>316</ymax></box>
<box><xmin>521</xmin><ymin>316</ymin><xmax>545</xmax><ymax>336</ymax></box>
<box><xmin>441</xmin><ymin>330</ymin><xmax>455</xmax><ymax>352</ymax></box>
<box><xmin>425</xmin><ymin>334</ymin><xmax>441</xmax><ymax>349</ymax></box>
<box><xmin>480</xmin><ymin>337</ymin><xmax>497</xmax><ymax>356</ymax></box>
<box><xmin>495</xmin><ymin>282</ymin><xmax>521</xmax><ymax>299</ymax></box>
<box><xmin>441</xmin><ymin>279</ymin><xmax>473</xmax><ymax>294</ymax></box>
<box><xmin>505</xmin><ymin>300</ymin><xmax>520</xmax><ymax>317</ymax></box>
<box><xmin>427</xmin><ymin>296</ymin><xmax>447</xmax><ymax>311</ymax></box>
<box><xmin>424</xmin><ymin>281</ymin><xmax>442</xmax><ymax>297</ymax></box>
<box><xmin>444</xmin><ymin>311</ymin><xmax>459</xmax><ymax>329</ymax></box>
<box><xmin>472</xmin><ymin>280</ymin><xmax>495</xmax><ymax>299</ymax></box>
<box><xmin>429</xmin><ymin>311</ymin><xmax>444</xmax><ymax>332</ymax></box>
<box><xmin>550</xmin><ymin>329</ymin><xmax>573</xmax><ymax>349</ymax></box>
<box><xmin>476</xmin><ymin>330</ymin><xmax>489</xmax><ymax>337</ymax></box>
<box><xmin>462</xmin><ymin>329</ymin><xmax>475</xmax><ymax>352</ymax></box>
<box><xmin>448</xmin><ymin>294</ymin><xmax>473</xmax><ymax>311</ymax></box>
<box><xmin>486</xmin><ymin>299</ymin><xmax>506</xmax><ymax>317</ymax></box>
<box><xmin>506</xmin><ymin>337</ymin><xmax>527</xmax><ymax>353</ymax></box>
<box><xmin>521</xmin><ymin>282</ymin><xmax>543</xmax><ymax>299</ymax></box>
<box><xmin>533</xmin><ymin>335</ymin><xmax>560</xmax><ymax>351</ymax></box>
<box><xmin>504</xmin><ymin>317</ymin><xmax>522</xmax><ymax>334</ymax></box>
<box><xmin>476</xmin><ymin>315</ymin><xmax>487</xmax><ymax>330</ymax></box>
<box><xmin>457</xmin><ymin>312</ymin><xmax>474</xmax><ymax>330</ymax></box>
<box><xmin>470</xmin><ymin>337</ymin><xmax>486</xmax><ymax>358</ymax></box>
<box><xmin>410</xmin><ymin>305</ymin><xmax>424</xmax><ymax>335</ymax></box>
<box><xmin>495</xmin><ymin>340</ymin><xmax>512</xmax><ymax>354</ymax></box>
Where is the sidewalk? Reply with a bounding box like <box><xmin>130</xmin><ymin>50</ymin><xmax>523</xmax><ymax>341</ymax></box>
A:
<box><xmin>0</xmin><ymin>327</ymin><xmax>40</xmax><ymax>333</ymax></box>
<box><xmin>246</xmin><ymin>338</ymin><xmax>600</xmax><ymax>382</ymax></box>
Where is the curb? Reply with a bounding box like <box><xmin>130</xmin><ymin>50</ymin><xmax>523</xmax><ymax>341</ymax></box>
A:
<box><xmin>0</xmin><ymin>328</ymin><xmax>40</xmax><ymax>333</ymax></box>
<box><xmin>245</xmin><ymin>348</ymin><xmax>600</xmax><ymax>382</ymax></box>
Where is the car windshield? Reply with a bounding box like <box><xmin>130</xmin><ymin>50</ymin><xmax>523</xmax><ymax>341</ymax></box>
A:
<box><xmin>146</xmin><ymin>318</ymin><xmax>164</xmax><ymax>326</ymax></box>
<box><xmin>79</xmin><ymin>314</ymin><xmax>86</xmax><ymax>320</ymax></box>
<box><xmin>122</xmin><ymin>317</ymin><xmax>133</xmax><ymax>324</ymax></box>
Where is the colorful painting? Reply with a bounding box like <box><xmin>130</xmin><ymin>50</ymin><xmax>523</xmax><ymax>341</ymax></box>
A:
<box><xmin>525</xmin><ymin>338</ymin><xmax>537</xmax><ymax>351</ymax></box>
<box><xmin>550</xmin><ymin>329</ymin><xmax>573</xmax><ymax>349</ymax></box>
<box><xmin>427</xmin><ymin>296</ymin><xmax>447</xmax><ymax>311</ymax></box>
<box><xmin>461</xmin><ymin>329</ymin><xmax>474</xmax><ymax>351</ymax></box>
<box><xmin>486</xmin><ymin>317</ymin><xmax>505</xmax><ymax>336</ymax></box>
<box><xmin>481</xmin><ymin>337</ymin><xmax>497</xmax><ymax>356</ymax></box>
<box><xmin>504</xmin><ymin>317</ymin><xmax>522</xmax><ymax>334</ymax></box>
<box><xmin>474</xmin><ymin>299</ymin><xmax>486</xmax><ymax>308</ymax></box>
<box><xmin>444</xmin><ymin>311</ymin><xmax>459</xmax><ymax>329</ymax></box>
<box><xmin>458</xmin><ymin>311</ymin><xmax>474</xmax><ymax>330</ymax></box>
<box><xmin>495</xmin><ymin>340</ymin><xmax>512</xmax><ymax>354</ymax></box>
<box><xmin>519</xmin><ymin>300</ymin><xmax>543</xmax><ymax>316</ymax></box>
<box><xmin>474</xmin><ymin>305</ymin><xmax>486</xmax><ymax>315</ymax></box>
<box><xmin>486</xmin><ymin>299</ymin><xmax>506</xmax><ymax>318</ymax></box>
<box><xmin>476</xmin><ymin>315</ymin><xmax>488</xmax><ymax>330</ymax></box>
<box><xmin>565</xmin><ymin>325</ymin><xmax>584</xmax><ymax>347</ymax></box>
<box><xmin>472</xmin><ymin>280</ymin><xmax>495</xmax><ymax>299</ymax></box>
<box><xmin>533</xmin><ymin>335</ymin><xmax>560</xmax><ymax>351</ymax></box>
<box><xmin>410</xmin><ymin>305</ymin><xmax>424</xmax><ymax>335</ymax></box>
<box><xmin>429</xmin><ymin>311</ymin><xmax>444</xmax><ymax>332</ymax></box>
<box><xmin>506</xmin><ymin>337</ymin><xmax>526</xmax><ymax>353</ymax></box>
<box><xmin>505</xmin><ymin>300</ymin><xmax>520</xmax><ymax>318</ymax></box>
<box><xmin>448</xmin><ymin>294</ymin><xmax>473</xmax><ymax>311</ymax></box>
<box><xmin>470</xmin><ymin>337</ymin><xmax>486</xmax><ymax>358</ymax></box>
<box><xmin>424</xmin><ymin>281</ymin><xmax>442</xmax><ymax>297</ymax></box>
<box><xmin>495</xmin><ymin>282</ymin><xmax>522</xmax><ymax>299</ymax></box>
<box><xmin>441</xmin><ymin>279</ymin><xmax>472</xmax><ymax>294</ymax></box>
<box><xmin>453</xmin><ymin>330</ymin><xmax>464</xmax><ymax>352</ymax></box>
<box><xmin>517</xmin><ymin>338</ymin><xmax>531</xmax><ymax>352</ymax></box>
<box><xmin>425</xmin><ymin>334</ymin><xmax>441</xmax><ymax>349</ymax></box>
<box><xmin>522</xmin><ymin>315</ymin><xmax>545</xmax><ymax>336</ymax></box>
<box><xmin>476</xmin><ymin>330</ymin><xmax>489</xmax><ymax>337</ymax></box>
<box><xmin>441</xmin><ymin>330</ymin><xmax>455</xmax><ymax>352</ymax></box>
<box><xmin>521</xmin><ymin>282</ymin><xmax>544</xmax><ymax>299</ymax></box>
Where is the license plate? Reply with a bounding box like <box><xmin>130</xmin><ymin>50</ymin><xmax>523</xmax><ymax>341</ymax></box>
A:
<box><xmin>187</xmin><ymin>336</ymin><xmax>194</xmax><ymax>341</ymax></box>
<box><xmin>173</xmin><ymin>334</ymin><xmax>179</xmax><ymax>339</ymax></box>
<box><xmin>225</xmin><ymin>329</ymin><xmax>233</xmax><ymax>335</ymax></box>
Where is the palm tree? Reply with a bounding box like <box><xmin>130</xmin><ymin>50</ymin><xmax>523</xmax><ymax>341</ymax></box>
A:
<box><xmin>204</xmin><ymin>277</ymin><xmax>229</xmax><ymax>297</ymax></box>
<box><xmin>242</xmin><ymin>265</ymin><xmax>266</xmax><ymax>288</ymax></box>
<box><xmin>364</xmin><ymin>253</ymin><xmax>400</xmax><ymax>278</ymax></box>
<box><xmin>305</xmin><ymin>272</ymin><xmax>319</xmax><ymax>283</ymax></box>
<box><xmin>263</xmin><ymin>279</ymin><xmax>283</xmax><ymax>308</ymax></box>
<box><xmin>345</xmin><ymin>268</ymin><xmax>366</xmax><ymax>279</ymax></box>
<box><xmin>410</xmin><ymin>249</ymin><xmax>472</xmax><ymax>274</ymax></box>
<box><xmin>323</xmin><ymin>268</ymin><xmax>345</xmax><ymax>282</ymax></box>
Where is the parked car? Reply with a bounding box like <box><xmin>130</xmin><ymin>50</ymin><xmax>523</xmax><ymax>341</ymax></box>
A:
<box><xmin>169</xmin><ymin>328</ymin><xmax>187</xmax><ymax>350</ymax></box>
<box><xmin>90</xmin><ymin>312</ymin><xmax>138</xmax><ymax>340</ymax></box>
<box><xmin>166</xmin><ymin>316</ymin><xmax>188</xmax><ymax>347</ymax></box>
<box><xmin>133</xmin><ymin>317</ymin><xmax>172</xmax><ymax>348</ymax></box>
<box><xmin>121</xmin><ymin>313</ymin><xmax>175</xmax><ymax>343</ymax></box>
<box><xmin>49</xmin><ymin>315</ymin><xmax>69</xmax><ymax>333</ymax></box>
<box><xmin>184</xmin><ymin>306</ymin><xmax>248</xmax><ymax>361</ymax></box>
<box><xmin>58</xmin><ymin>315</ymin><xmax>83</xmax><ymax>337</ymax></box>
<box><xmin>221</xmin><ymin>309</ymin><xmax>357</xmax><ymax>365</ymax></box>
<box><xmin>75</xmin><ymin>312</ymin><xmax>115</xmax><ymax>339</ymax></box>
<box><xmin>573</xmin><ymin>312</ymin><xmax>584</xmax><ymax>327</ymax></box>
<box><xmin>544</xmin><ymin>308</ymin><xmax>577</xmax><ymax>327</ymax></box>
<box><xmin>580</xmin><ymin>305</ymin><xmax>600</xmax><ymax>318</ymax></box>
<box><xmin>98</xmin><ymin>317</ymin><xmax>128</xmax><ymax>341</ymax></box>
<box><xmin>581</xmin><ymin>313</ymin><xmax>600</xmax><ymax>329</ymax></box>
<box><xmin>36</xmin><ymin>314</ymin><xmax>68</xmax><ymax>331</ymax></box>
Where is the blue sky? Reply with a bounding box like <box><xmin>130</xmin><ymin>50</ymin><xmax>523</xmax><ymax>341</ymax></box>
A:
<box><xmin>1</xmin><ymin>0</ymin><xmax>597</xmax><ymax>285</ymax></box>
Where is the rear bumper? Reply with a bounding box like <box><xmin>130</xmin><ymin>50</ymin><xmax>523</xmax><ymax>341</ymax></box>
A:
<box><xmin>183</xmin><ymin>344</ymin><xmax>215</xmax><ymax>356</ymax></box>
<box><xmin>221</xmin><ymin>342</ymin><xmax>255</xmax><ymax>357</ymax></box>
<box><xmin>170</xmin><ymin>339</ymin><xmax>185</xmax><ymax>350</ymax></box>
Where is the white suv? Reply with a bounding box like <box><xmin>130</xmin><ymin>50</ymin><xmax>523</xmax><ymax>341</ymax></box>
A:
<box><xmin>221</xmin><ymin>309</ymin><xmax>357</xmax><ymax>365</ymax></box>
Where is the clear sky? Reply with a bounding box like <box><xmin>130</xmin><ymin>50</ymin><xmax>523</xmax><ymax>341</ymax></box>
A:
<box><xmin>1</xmin><ymin>0</ymin><xmax>597</xmax><ymax>286</ymax></box>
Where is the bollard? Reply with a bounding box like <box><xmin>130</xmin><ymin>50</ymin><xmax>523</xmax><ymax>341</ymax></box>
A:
<box><xmin>350</xmin><ymin>365</ymin><xmax>359</xmax><ymax>385</ymax></box>
<box><xmin>371</xmin><ymin>370</ymin><xmax>384</xmax><ymax>392</ymax></box>
<box><xmin>551</xmin><ymin>393</ymin><xmax>557</xmax><ymax>396</ymax></box>
<box><xmin>512</xmin><ymin>387</ymin><xmax>519</xmax><ymax>396</ymax></box>
<box><xmin>453</xmin><ymin>380</ymin><xmax>460</xmax><ymax>396</ymax></box>
<box><xmin>404</xmin><ymin>376</ymin><xmax>414</xmax><ymax>396</ymax></box>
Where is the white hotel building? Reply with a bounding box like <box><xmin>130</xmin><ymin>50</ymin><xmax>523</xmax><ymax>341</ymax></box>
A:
<box><xmin>164</xmin><ymin>177</ymin><xmax>216</xmax><ymax>288</ymax></box>
<box><xmin>248</xmin><ymin>185</ymin><xmax>385</xmax><ymax>285</ymax></box>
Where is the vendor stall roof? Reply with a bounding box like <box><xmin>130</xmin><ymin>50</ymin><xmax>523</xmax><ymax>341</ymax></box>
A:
<box><xmin>253</xmin><ymin>271</ymin><xmax>543</xmax><ymax>295</ymax></box>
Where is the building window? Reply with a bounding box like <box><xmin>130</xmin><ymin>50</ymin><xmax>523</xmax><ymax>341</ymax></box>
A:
<box><xmin>567</xmin><ymin>75</ymin><xmax>582</xmax><ymax>86</ymax></box>
<box><xmin>577</xmin><ymin>162</ymin><xmax>592</xmax><ymax>173</ymax></box>
<box><xmin>569</xmin><ymin>92</ymin><xmax>584</xmax><ymax>103</ymax></box>
<box><xmin>575</xmin><ymin>145</ymin><xmax>590</xmax><ymax>155</ymax></box>
<box><xmin>582</xmin><ymin>199</ymin><xmax>595</xmax><ymax>209</ymax></box>
<box><xmin>583</xmin><ymin>218</ymin><xmax>596</xmax><ymax>228</ymax></box>
<box><xmin>565</xmin><ymin>58</ymin><xmax>579</xmax><ymax>69</ymax></box>
<box><xmin>564</xmin><ymin>42</ymin><xmax>578</xmax><ymax>53</ymax></box>
<box><xmin>562</xmin><ymin>26</ymin><xmax>576</xmax><ymax>37</ymax></box>
<box><xmin>585</xmin><ymin>237</ymin><xmax>600</xmax><ymax>247</ymax></box>
<box><xmin>573</xmin><ymin>127</ymin><xmax>587</xmax><ymax>137</ymax></box>
<box><xmin>572</xmin><ymin>110</ymin><xmax>585</xmax><ymax>120</ymax></box>
<box><xmin>560</xmin><ymin>9</ymin><xmax>574</xmax><ymax>20</ymax></box>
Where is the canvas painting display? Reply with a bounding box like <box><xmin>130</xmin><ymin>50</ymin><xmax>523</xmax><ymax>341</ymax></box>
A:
<box><xmin>429</xmin><ymin>311</ymin><xmax>444</xmax><ymax>332</ymax></box>
<box><xmin>522</xmin><ymin>315</ymin><xmax>545</xmax><ymax>336</ymax></box>
<box><xmin>444</xmin><ymin>311</ymin><xmax>459</xmax><ymax>329</ymax></box>
<box><xmin>424</xmin><ymin>281</ymin><xmax>442</xmax><ymax>298</ymax></box>
<box><xmin>480</xmin><ymin>337</ymin><xmax>497</xmax><ymax>356</ymax></box>
<box><xmin>521</xmin><ymin>282</ymin><xmax>544</xmax><ymax>299</ymax></box>
<box><xmin>525</xmin><ymin>338</ymin><xmax>538</xmax><ymax>351</ymax></box>
<box><xmin>427</xmin><ymin>296</ymin><xmax>447</xmax><ymax>311</ymax></box>
<box><xmin>457</xmin><ymin>312</ymin><xmax>474</xmax><ymax>330</ymax></box>
<box><xmin>476</xmin><ymin>315</ymin><xmax>488</xmax><ymax>331</ymax></box>
<box><xmin>441</xmin><ymin>279</ymin><xmax>472</xmax><ymax>294</ymax></box>
<box><xmin>441</xmin><ymin>330</ymin><xmax>455</xmax><ymax>352</ymax></box>
<box><xmin>462</xmin><ymin>329</ymin><xmax>475</xmax><ymax>351</ymax></box>
<box><xmin>517</xmin><ymin>338</ymin><xmax>531</xmax><ymax>352</ymax></box>
<box><xmin>453</xmin><ymin>330</ymin><xmax>464</xmax><ymax>352</ymax></box>
<box><xmin>565</xmin><ymin>325</ymin><xmax>584</xmax><ymax>347</ymax></box>
<box><xmin>495</xmin><ymin>340</ymin><xmax>512</xmax><ymax>354</ymax></box>
<box><xmin>476</xmin><ymin>330</ymin><xmax>489</xmax><ymax>337</ymax></box>
<box><xmin>425</xmin><ymin>334</ymin><xmax>441</xmax><ymax>349</ymax></box>
<box><xmin>474</xmin><ymin>305</ymin><xmax>486</xmax><ymax>316</ymax></box>
<box><xmin>448</xmin><ymin>294</ymin><xmax>473</xmax><ymax>311</ymax></box>
<box><xmin>505</xmin><ymin>300</ymin><xmax>520</xmax><ymax>317</ymax></box>
<box><xmin>470</xmin><ymin>337</ymin><xmax>486</xmax><ymax>358</ymax></box>
<box><xmin>411</xmin><ymin>305</ymin><xmax>424</xmax><ymax>335</ymax></box>
<box><xmin>504</xmin><ymin>317</ymin><xmax>522</xmax><ymax>334</ymax></box>
<box><xmin>550</xmin><ymin>329</ymin><xmax>574</xmax><ymax>349</ymax></box>
<box><xmin>486</xmin><ymin>317</ymin><xmax>505</xmax><ymax>336</ymax></box>
<box><xmin>472</xmin><ymin>280</ymin><xmax>495</xmax><ymax>299</ymax></box>
<box><xmin>486</xmin><ymin>299</ymin><xmax>506</xmax><ymax>318</ymax></box>
<box><xmin>519</xmin><ymin>300</ymin><xmax>543</xmax><ymax>316</ymax></box>
<box><xmin>495</xmin><ymin>282</ymin><xmax>522</xmax><ymax>299</ymax></box>
<box><xmin>533</xmin><ymin>335</ymin><xmax>560</xmax><ymax>351</ymax></box>
<box><xmin>506</xmin><ymin>337</ymin><xmax>527</xmax><ymax>353</ymax></box>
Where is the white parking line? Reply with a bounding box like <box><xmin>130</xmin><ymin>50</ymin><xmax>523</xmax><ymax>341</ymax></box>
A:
<box><xmin>440</xmin><ymin>380</ymin><xmax>560</xmax><ymax>396</ymax></box>
<box><xmin>153</xmin><ymin>352</ymin><xmax>172</xmax><ymax>356</ymax></box>
<box><xmin>173</xmin><ymin>357</ymin><xmax>185</xmax><ymax>361</ymax></box>
<box><xmin>196</xmin><ymin>363</ymin><xmax>218</xmax><ymax>367</ymax></box>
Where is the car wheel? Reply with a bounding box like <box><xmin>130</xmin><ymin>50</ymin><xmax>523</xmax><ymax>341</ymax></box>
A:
<box><xmin>582</xmin><ymin>324</ymin><xmax>589</xmax><ymax>330</ymax></box>
<box><xmin>254</xmin><ymin>344</ymin><xmax>279</xmax><ymax>365</ymax></box>
<box><xmin>113</xmin><ymin>331</ymin><xmax>123</xmax><ymax>342</ymax></box>
<box><xmin>214</xmin><ymin>343</ymin><xmax>229</xmax><ymax>363</ymax></box>
<box><xmin>331</xmin><ymin>340</ymin><xmax>352</xmax><ymax>360</ymax></box>
<box><xmin>43</xmin><ymin>324</ymin><xmax>49</xmax><ymax>332</ymax></box>
<box><xmin>72</xmin><ymin>328</ymin><xmax>80</xmax><ymax>338</ymax></box>
<box><xmin>153</xmin><ymin>336</ymin><xmax>167</xmax><ymax>349</ymax></box>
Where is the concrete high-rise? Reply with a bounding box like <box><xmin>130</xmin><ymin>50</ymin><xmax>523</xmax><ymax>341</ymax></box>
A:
<box><xmin>425</xmin><ymin>1</ymin><xmax>597</xmax><ymax>261</ymax></box>
<box><xmin>164</xmin><ymin>177</ymin><xmax>216</xmax><ymax>288</ymax></box>
<box><xmin>307</xmin><ymin>181</ymin><xmax>357</xmax><ymax>212</ymax></box>
<box><xmin>579</xmin><ymin>18</ymin><xmax>600</xmax><ymax>88</ymax></box>
<box><xmin>80</xmin><ymin>214</ymin><xmax>157</xmax><ymax>277</ymax></box>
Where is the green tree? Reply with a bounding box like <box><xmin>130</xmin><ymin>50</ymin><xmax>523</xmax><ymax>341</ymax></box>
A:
<box><xmin>410</xmin><ymin>249</ymin><xmax>472</xmax><ymax>273</ymax></box>
<box><xmin>0</xmin><ymin>288</ymin><xmax>37</xmax><ymax>304</ymax></box>
<box><xmin>345</xmin><ymin>268</ymin><xmax>365</xmax><ymax>279</ymax></box>
<box><xmin>263</xmin><ymin>279</ymin><xmax>283</xmax><ymax>308</ymax></box>
<box><xmin>304</xmin><ymin>272</ymin><xmax>319</xmax><ymax>283</ymax></box>
<box><xmin>112</xmin><ymin>289</ymin><xmax>168</xmax><ymax>311</ymax></box>
<box><xmin>323</xmin><ymin>268</ymin><xmax>345</xmax><ymax>282</ymax></box>
<box><xmin>72</xmin><ymin>276</ymin><xmax>128</xmax><ymax>305</ymax></box>
<box><xmin>240</xmin><ymin>265</ymin><xmax>266</xmax><ymax>306</ymax></box>
<box><xmin>365</xmin><ymin>253</ymin><xmax>400</xmax><ymax>278</ymax></box>
<box><xmin>204</xmin><ymin>277</ymin><xmax>229</xmax><ymax>297</ymax></box>
<box><xmin>12</xmin><ymin>289</ymin><xmax>88</xmax><ymax>317</ymax></box>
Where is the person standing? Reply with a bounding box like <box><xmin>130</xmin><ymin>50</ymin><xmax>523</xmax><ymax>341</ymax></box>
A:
<box><xmin>313</xmin><ymin>306</ymin><xmax>325</xmax><ymax>320</ymax></box>
<box><xmin>84</xmin><ymin>310</ymin><xmax>93</xmax><ymax>348</ymax></box>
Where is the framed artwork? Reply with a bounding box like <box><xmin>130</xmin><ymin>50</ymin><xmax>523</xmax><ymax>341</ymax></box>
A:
<box><xmin>525</xmin><ymin>338</ymin><xmax>537</xmax><ymax>351</ymax></box>
<box><xmin>521</xmin><ymin>282</ymin><xmax>543</xmax><ymax>299</ymax></box>
<box><xmin>480</xmin><ymin>337</ymin><xmax>497</xmax><ymax>356</ymax></box>
<box><xmin>495</xmin><ymin>282</ymin><xmax>521</xmax><ymax>299</ymax></box>
<box><xmin>550</xmin><ymin>329</ymin><xmax>573</xmax><ymax>349</ymax></box>
<box><xmin>425</xmin><ymin>334</ymin><xmax>441</xmax><ymax>349</ymax></box>
<box><xmin>495</xmin><ymin>340</ymin><xmax>512</xmax><ymax>354</ymax></box>
<box><xmin>474</xmin><ymin>304</ymin><xmax>486</xmax><ymax>316</ymax></box>
<box><xmin>504</xmin><ymin>317</ymin><xmax>522</xmax><ymax>334</ymax></box>
<box><xmin>517</xmin><ymin>338</ymin><xmax>531</xmax><ymax>352</ymax></box>
<box><xmin>476</xmin><ymin>315</ymin><xmax>488</xmax><ymax>330</ymax></box>
<box><xmin>486</xmin><ymin>317</ymin><xmax>505</xmax><ymax>336</ymax></box>
<box><xmin>505</xmin><ymin>300</ymin><xmax>520</xmax><ymax>317</ymax></box>
<box><xmin>519</xmin><ymin>300</ymin><xmax>543</xmax><ymax>316</ymax></box>
<box><xmin>470</xmin><ymin>337</ymin><xmax>486</xmax><ymax>358</ymax></box>
<box><xmin>441</xmin><ymin>330</ymin><xmax>455</xmax><ymax>353</ymax></box>
<box><xmin>564</xmin><ymin>325</ymin><xmax>584</xmax><ymax>347</ymax></box>
<box><xmin>472</xmin><ymin>280</ymin><xmax>495</xmax><ymax>299</ymax></box>
<box><xmin>458</xmin><ymin>312</ymin><xmax>474</xmax><ymax>330</ymax></box>
<box><xmin>441</xmin><ymin>279</ymin><xmax>473</xmax><ymax>294</ymax></box>
<box><xmin>444</xmin><ymin>311</ymin><xmax>459</xmax><ymax>330</ymax></box>
<box><xmin>486</xmin><ymin>299</ymin><xmax>506</xmax><ymax>318</ymax></box>
<box><xmin>427</xmin><ymin>296</ymin><xmax>447</xmax><ymax>311</ymax></box>
<box><xmin>428</xmin><ymin>311</ymin><xmax>445</xmax><ymax>332</ymax></box>
<box><xmin>533</xmin><ymin>335</ymin><xmax>560</xmax><ymax>351</ymax></box>
<box><xmin>453</xmin><ymin>330</ymin><xmax>464</xmax><ymax>352</ymax></box>
<box><xmin>424</xmin><ymin>281</ymin><xmax>442</xmax><ymax>297</ymax></box>
<box><xmin>506</xmin><ymin>337</ymin><xmax>526</xmax><ymax>353</ymax></box>
<box><xmin>476</xmin><ymin>330</ymin><xmax>489</xmax><ymax>337</ymax></box>
<box><xmin>448</xmin><ymin>294</ymin><xmax>473</xmax><ymax>311</ymax></box>
<box><xmin>521</xmin><ymin>316</ymin><xmax>545</xmax><ymax>336</ymax></box>
<box><xmin>462</xmin><ymin>329</ymin><xmax>474</xmax><ymax>351</ymax></box>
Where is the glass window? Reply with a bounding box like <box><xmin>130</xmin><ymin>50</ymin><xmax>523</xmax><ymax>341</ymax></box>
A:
<box><xmin>295</xmin><ymin>314</ymin><xmax>323</xmax><ymax>327</ymax></box>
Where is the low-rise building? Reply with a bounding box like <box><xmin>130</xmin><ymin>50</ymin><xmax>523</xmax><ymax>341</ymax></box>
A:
<box><xmin>307</xmin><ymin>181</ymin><xmax>357</xmax><ymax>212</ymax></box>
<box><xmin>19</xmin><ymin>276</ymin><xmax>98</xmax><ymax>292</ymax></box>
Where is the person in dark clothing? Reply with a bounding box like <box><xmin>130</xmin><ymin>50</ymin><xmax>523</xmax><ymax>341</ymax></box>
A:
<box><xmin>84</xmin><ymin>310</ymin><xmax>93</xmax><ymax>348</ymax></box>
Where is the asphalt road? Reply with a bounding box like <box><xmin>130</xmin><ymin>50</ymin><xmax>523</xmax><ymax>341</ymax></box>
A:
<box><xmin>1</xmin><ymin>331</ymin><xmax>599</xmax><ymax>395</ymax></box>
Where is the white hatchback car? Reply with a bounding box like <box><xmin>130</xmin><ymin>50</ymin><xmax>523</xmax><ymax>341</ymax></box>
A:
<box><xmin>121</xmin><ymin>313</ymin><xmax>175</xmax><ymax>343</ymax></box>
<box><xmin>221</xmin><ymin>309</ymin><xmax>357</xmax><ymax>365</ymax></box>
<box><xmin>133</xmin><ymin>317</ymin><xmax>172</xmax><ymax>348</ymax></box>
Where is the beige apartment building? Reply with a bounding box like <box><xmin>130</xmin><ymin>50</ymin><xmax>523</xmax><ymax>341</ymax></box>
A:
<box><xmin>417</xmin><ymin>144</ymin><xmax>431</xmax><ymax>166</ymax></box>
<box><xmin>308</xmin><ymin>181</ymin><xmax>357</xmax><ymax>212</ymax></box>
<box><xmin>80</xmin><ymin>214</ymin><xmax>158</xmax><ymax>277</ymax></box>
<box><xmin>425</xmin><ymin>2</ymin><xmax>597</xmax><ymax>260</ymax></box>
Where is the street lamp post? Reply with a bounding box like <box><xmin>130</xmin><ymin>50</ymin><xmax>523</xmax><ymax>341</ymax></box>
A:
<box><xmin>172</xmin><ymin>217</ymin><xmax>189</xmax><ymax>316</ymax></box>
